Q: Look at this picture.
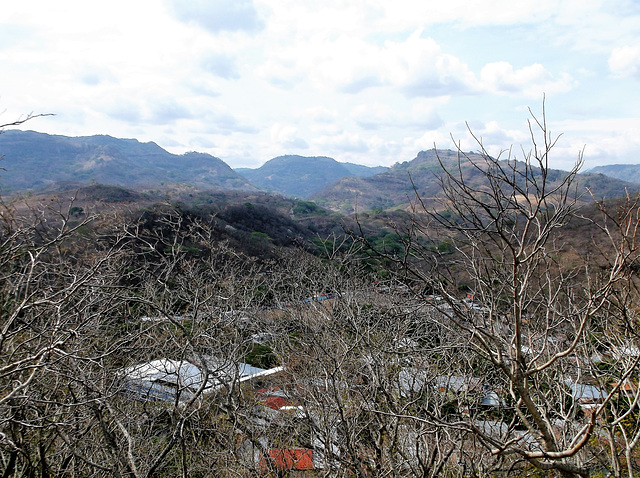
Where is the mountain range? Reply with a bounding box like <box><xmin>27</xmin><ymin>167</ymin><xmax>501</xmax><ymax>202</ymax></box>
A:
<box><xmin>588</xmin><ymin>164</ymin><xmax>640</xmax><ymax>184</ymax></box>
<box><xmin>311</xmin><ymin>149</ymin><xmax>640</xmax><ymax>213</ymax></box>
<box><xmin>1</xmin><ymin>130</ymin><xmax>639</xmax><ymax>214</ymax></box>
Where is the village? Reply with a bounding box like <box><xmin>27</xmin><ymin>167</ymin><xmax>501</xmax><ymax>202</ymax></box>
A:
<box><xmin>119</xmin><ymin>282</ymin><xmax>639</xmax><ymax>475</ymax></box>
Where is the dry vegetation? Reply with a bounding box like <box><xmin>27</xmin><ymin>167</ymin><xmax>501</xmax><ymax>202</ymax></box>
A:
<box><xmin>2</xmin><ymin>112</ymin><xmax>640</xmax><ymax>477</ymax></box>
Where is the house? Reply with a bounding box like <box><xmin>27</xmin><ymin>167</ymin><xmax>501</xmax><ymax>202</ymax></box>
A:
<box><xmin>568</xmin><ymin>382</ymin><xmax>607</xmax><ymax>405</ymax></box>
<box><xmin>121</xmin><ymin>357</ymin><xmax>281</xmax><ymax>403</ymax></box>
<box><xmin>121</xmin><ymin>358</ymin><xmax>214</xmax><ymax>402</ymax></box>
<box><xmin>256</xmin><ymin>387</ymin><xmax>301</xmax><ymax>412</ymax></box>
<box><xmin>480</xmin><ymin>389</ymin><xmax>503</xmax><ymax>408</ymax></box>
<box><xmin>140</xmin><ymin>314</ymin><xmax>189</xmax><ymax>322</ymax></box>
<box><xmin>567</xmin><ymin>381</ymin><xmax>607</xmax><ymax>417</ymax></box>
<box><xmin>434</xmin><ymin>375</ymin><xmax>504</xmax><ymax>416</ymax></box>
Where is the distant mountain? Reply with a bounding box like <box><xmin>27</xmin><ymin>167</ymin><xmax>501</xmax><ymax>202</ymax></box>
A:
<box><xmin>588</xmin><ymin>164</ymin><xmax>640</xmax><ymax>184</ymax></box>
<box><xmin>235</xmin><ymin>155</ymin><xmax>388</xmax><ymax>198</ymax></box>
<box><xmin>0</xmin><ymin>130</ymin><xmax>255</xmax><ymax>193</ymax></box>
<box><xmin>313</xmin><ymin>149</ymin><xmax>640</xmax><ymax>213</ymax></box>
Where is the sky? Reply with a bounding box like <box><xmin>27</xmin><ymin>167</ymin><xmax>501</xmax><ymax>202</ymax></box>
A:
<box><xmin>1</xmin><ymin>0</ymin><xmax>640</xmax><ymax>170</ymax></box>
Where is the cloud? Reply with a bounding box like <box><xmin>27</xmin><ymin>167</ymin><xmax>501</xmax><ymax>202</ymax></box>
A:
<box><xmin>302</xmin><ymin>106</ymin><xmax>339</xmax><ymax>124</ymax></box>
<box><xmin>480</xmin><ymin>62</ymin><xmax>575</xmax><ymax>97</ymax></box>
<box><xmin>201</xmin><ymin>53</ymin><xmax>240</xmax><ymax>80</ymax></box>
<box><xmin>609</xmin><ymin>45</ymin><xmax>640</xmax><ymax>79</ymax></box>
<box><xmin>104</xmin><ymin>97</ymin><xmax>195</xmax><ymax>126</ymax></box>
<box><xmin>388</xmin><ymin>35</ymin><xmax>479</xmax><ymax>97</ymax></box>
<box><xmin>185</xmin><ymin>79</ymin><xmax>221</xmax><ymax>97</ymax></box>
<box><xmin>189</xmin><ymin>136</ymin><xmax>217</xmax><ymax>149</ymax></box>
<box><xmin>262</xmin><ymin>31</ymin><xmax>479</xmax><ymax>98</ymax></box>
<box><xmin>410</xmin><ymin>129</ymin><xmax>451</xmax><ymax>151</ymax></box>
<box><xmin>270</xmin><ymin>123</ymin><xmax>309</xmax><ymax>149</ymax></box>
<box><xmin>165</xmin><ymin>0</ymin><xmax>264</xmax><ymax>34</ymax></box>
<box><xmin>351</xmin><ymin>104</ymin><xmax>396</xmax><ymax>130</ymax></box>
<box><xmin>410</xmin><ymin>119</ymin><xmax>534</xmax><ymax>159</ymax></box>
<box><xmin>354</xmin><ymin>33</ymin><xmax>479</xmax><ymax>97</ymax></box>
<box><xmin>104</xmin><ymin>101</ymin><xmax>143</xmax><ymax>123</ymax></box>
<box><xmin>80</xmin><ymin>73</ymin><xmax>104</xmax><ymax>86</ymax></box>
<box><xmin>370</xmin><ymin>0</ymin><xmax>557</xmax><ymax>30</ymax></box>
<box><xmin>76</xmin><ymin>66</ymin><xmax>117</xmax><ymax>86</ymax></box>
<box><xmin>554</xmin><ymin>117</ymin><xmax>640</xmax><ymax>167</ymax></box>
<box><xmin>351</xmin><ymin>101</ymin><xmax>443</xmax><ymax>131</ymax></box>
<box><xmin>203</xmin><ymin>111</ymin><xmax>259</xmax><ymax>135</ymax></box>
<box><xmin>463</xmin><ymin>120</ymin><xmax>530</xmax><ymax>151</ymax></box>
<box><xmin>340</xmin><ymin>75</ymin><xmax>384</xmax><ymax>94</ymax></box>
<box><xmin>148</xmin><ymin>99</ymin><xmax>195</xmax><ymax>124</ymax></box>
<box><xmin>314</xmin><ymin>131</ymin><xmax>370</xmax><ymax>154</ymax></box>
<box><xmin>0</xmin><ymin>24</ymin><xmax>38</xmax><ymax>50</ymax></box>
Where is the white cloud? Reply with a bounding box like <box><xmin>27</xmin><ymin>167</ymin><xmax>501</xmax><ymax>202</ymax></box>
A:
<box><xmin>104</xmin><ymin>101</ymin><xmax>144</xmax><ymax>124</ymax></box>
<box><xmin>77</xmin><ymin>67</ymin><xmax>117</xmax><ymax>87</ymax></box>
<box><xmin>270</xmin><ymin>123</ymin><xmax>308</xmax><ymax>149</ymax></box>
<box><xmin>257</xmin><ymin>0</ymin><xmax>558</xmax><ymax>39</ymax></box>
<box><xmin>462</xmin><ymin>120</ymin><xmax>531</xmax><ymax>155</ymax></box>
<box><xmin>609</xmin><ymin>45</ymin><xmax>640</xmax><ymax>79</ymax></box>
<box><xmin>350</xmin><ymin>101</ymin><xmax>443</xmax><ymax>131</ymax></box>
<box><xmin>301</xmin><ymin>106</ymin><xmax>339</xmax><ymax>124</ymax></box>
<box><xmin>384</xmin><ymin>33</ymin><xmax>479</xmax><ymax>98</ymax></box>
<box><xmin>147</xmin><ymin>99</ymin><xmax>195</xmax><ymax>125</ymax></box>
<box><xmin>480</xmin><ymin>62</ymin><xmax>575</xmax><ymax>97</ymax></box>
<box><xmin>313</xmin><ymin>132</ymin><xmax>371</xmax><ymax>154</ymax></box>
<box><xmin>373</xmin><ymin>0</ymin><xmax>558</xmax><ymax>29</ymax></box>
<box><xmin>185</xmin><ymin>79</ymin><xmax>221</xmax><ymax>98</ymax></box>
<box><xmin>409</xmin><ymin>130</ymin><xmax>453</xmax><ymax>154</ymax></box>
<box><xmin>552</xmin><ymin>117</ymin><xmax>640</xmax><ymax>168</ymax></box>
<box><xmin>201</xmin><ymin>53</ymin><xmax>240</xmax><ymax>80</ymax></box>
<box><xmin>261</xmin><ymin>31</ymin><xmax>479</xmax><ymax>98</ymax></box>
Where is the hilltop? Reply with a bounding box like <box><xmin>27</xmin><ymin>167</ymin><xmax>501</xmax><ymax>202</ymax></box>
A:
<box><xmin>235</xmin><ymin>154</ymin><xmax>386</xmax><ymax>198</ymax></box>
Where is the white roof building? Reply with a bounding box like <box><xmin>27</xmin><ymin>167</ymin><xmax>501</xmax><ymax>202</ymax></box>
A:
<box><xmin>121</xmin><ymin>357</ymin><xmax>282</xmax><ymax>403</ymax></box>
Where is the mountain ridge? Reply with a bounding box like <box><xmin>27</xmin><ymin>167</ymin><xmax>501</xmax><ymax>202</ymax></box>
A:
<box><xmin>588</xmin><ymin>163</ymin><xmax>640</xmax><ymax>184</ymax></box>
<box><xmin>0</xmin><ymin>129</ymin><xmax>255</xmax><ymax>192</ymax></box>
<box><xmin>312</xmin><ymin>149</ymin><xmax>640</xmax><ymax>213</ymax></box>
<box><xmin>2</xmin><ymin>130</ymin><xmax>637</xmax><ymax>213</ymax></box>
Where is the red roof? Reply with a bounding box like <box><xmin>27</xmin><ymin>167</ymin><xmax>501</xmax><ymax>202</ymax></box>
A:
<box><xmin>259</xmin><ymin>448</ymin><xmax>313</xmax><ymax>471</ymax></box>
<box><xmin>264</xmin><ymin>396</ymin><xmax>290</xmax><ymax>410</ymax></box>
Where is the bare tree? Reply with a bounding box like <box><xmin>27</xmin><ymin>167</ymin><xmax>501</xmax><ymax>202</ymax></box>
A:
<box><xmin>0</xmin><ymin>201</ymin><xmax>282</xmax><ymax>476</ymax></box>
<box><xmin>353</xmin><ymin>104</ymin><xmax>640</xmax><ymax>477</ymax></box>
